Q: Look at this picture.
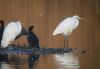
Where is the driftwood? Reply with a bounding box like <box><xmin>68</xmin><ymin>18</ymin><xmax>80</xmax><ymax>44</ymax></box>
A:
<box><xmin>0</xmin><ymin>45</ymin><xmax>73</xmax><ymax>55</ymax></box>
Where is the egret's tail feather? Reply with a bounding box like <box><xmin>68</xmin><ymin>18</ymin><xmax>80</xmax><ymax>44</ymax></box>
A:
<box><xmin>52</xmin><ymin>32</ymin><xmax>56</xmax><ymax>36</ymax></box>
<box><xmin>1</xmin><ymin>40</ymin><xmax>9</xmax><ymax>48</ymax></box>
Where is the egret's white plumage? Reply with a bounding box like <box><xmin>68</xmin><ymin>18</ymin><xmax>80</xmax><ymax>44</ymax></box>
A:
<box><xmin>53</xmin><ymin>15</ymin><xmax>81</xmax><ymax>48</ymax></box>
<box><xmin>1</xmin><ymin>21</ymin><xmax>22</xmax><ymax>48</ymax></box>
<box><xmin>53</xmin><ymin>15</ymin><xmax>80</xmax><ymax>36</ymax></box>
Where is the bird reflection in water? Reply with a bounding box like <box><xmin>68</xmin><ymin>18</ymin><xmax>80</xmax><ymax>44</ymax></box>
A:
<box><xmin>0</xmin><ymin>54</ymin><xmax>40</xmax><ymax>69</ymax></box>
<box><xmin>0</xmin><ymin>62</ymin><xmax>13</xmax><ymax>69</ymax></box>
<box><xmin>28</xmin><ymin>54</ymin><xmax>40</xmax><ymax>69</ymax></box>
<box><xmin>54</xmin><ymin>53</ymin><xmax>80</xmax><ymax>69</ymax></box>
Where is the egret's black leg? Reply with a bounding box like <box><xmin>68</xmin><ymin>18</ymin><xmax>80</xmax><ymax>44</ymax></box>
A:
<box><xmin>8</xmin><ymin>47</ymin><xmax>11</xmax><ymax>63</ymax></box>
<box><xmin>66</xmin><ymin>37</ymin><xmax>69</xmax><ymax>49</ymax></box>
<box><xmin>64</xmin><ymin>36</ymin><xmax>69</xmax><ymax>49</ymax></box>
<box><xmin>8</xmin><ymin>44</ymin><xmax>13</xmax><ymax>62</ymax></box>
<box><xmin>64</xmin><ymin>36</ymin><xmax>67</xmax><ymax>49</ymax></box>
<box><xmin>64</xmin><ymin>36</ymin><xmax>66</xmax><ymax>49</ymax></box>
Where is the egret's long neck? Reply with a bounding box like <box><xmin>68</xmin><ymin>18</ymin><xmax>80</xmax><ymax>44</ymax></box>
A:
<box><xmin>73</xmin><ymin>19</ymin><xmax>79</xmax><ymax>29</ymax></box>
<box><xmin>75</xmin><ymin>19</ymin><xmax>79</xmax><ymax>25</ymax></box>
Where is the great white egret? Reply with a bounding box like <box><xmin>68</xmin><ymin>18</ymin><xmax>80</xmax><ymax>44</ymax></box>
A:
<box><xmin>53</xmin><ymin>15</ymin><xmax>82</xmax><ymax>49</ymax></box>
<box><xmin>1</xmin><ymin>21</ymin><xmax>22</xmax><ymax>48</ymax></box>
<box><xmin>27</xmin><ymin>26</ymin><xmax>40</xmax><ymax>48</ymax></box>
<box><xmin>0</xmin><ymin>20</ymin><xmax>28</xmax><ymax>45</ymax></box>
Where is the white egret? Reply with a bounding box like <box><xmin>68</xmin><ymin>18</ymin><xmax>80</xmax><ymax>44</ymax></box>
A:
<box><xmin>1</xmin><ymin>21</ymin><xmax>22</xmax><ymax>48</ymax></box>
<box><xmin>53</xmin><ymin>15</ymin><xmax>82</xmax><ymax>49</ymax></box>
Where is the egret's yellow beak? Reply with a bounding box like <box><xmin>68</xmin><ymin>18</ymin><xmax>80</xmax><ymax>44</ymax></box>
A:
<box><xmin>79</xmin><ymin>17</ymin><xmax>85</xmax><ymax>20</ymax></box>
<box><xmin>21</xmin><ymin>23</ymin><xmax>23</xmax><ymax>24</ymax></box>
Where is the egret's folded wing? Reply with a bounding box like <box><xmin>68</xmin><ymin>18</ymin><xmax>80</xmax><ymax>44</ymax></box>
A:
<box><xmin>53</xmin><ymin>18</ymin><xmax>72</xmax><ymax>35</ymax></box>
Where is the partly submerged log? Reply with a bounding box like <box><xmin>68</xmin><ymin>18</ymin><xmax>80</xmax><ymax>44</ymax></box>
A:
<box><xmin>0</xmin><ymin>46</ymin><xmax>73</xmax><ymax>55</ymax></box>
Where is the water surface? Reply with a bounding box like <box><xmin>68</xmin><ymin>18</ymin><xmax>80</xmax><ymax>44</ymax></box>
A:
<box><xmin>0</xmin><ymin>52</ymin><xmax>81</xmax><ymax>69</ymax></box>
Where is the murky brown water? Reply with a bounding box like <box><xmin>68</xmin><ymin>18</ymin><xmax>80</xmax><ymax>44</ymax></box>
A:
<box><xmin>0</xmin><ymin>50</ymin><xmax>93</xmax><ymax>69</ymax></box>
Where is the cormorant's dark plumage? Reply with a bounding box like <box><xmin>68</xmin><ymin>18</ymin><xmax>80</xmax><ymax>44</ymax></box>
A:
<box><xmin>0</xmin><ymin>20</ymin><xmax>4</xmax><ymax>45</ymax></box>
<box><xmin>27</xmin><ymin>26</ymin><xmax>40</xmax><ymax>48</ymax></box>
<box><xmin>0</xmin><ymin>20</ymin><xmax>9</xmax><ymax>62</ymax></box>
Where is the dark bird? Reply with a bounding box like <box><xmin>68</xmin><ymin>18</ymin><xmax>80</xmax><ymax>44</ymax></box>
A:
<box><xmin>0</xmin><ymin>20</ymin><xmax>4</xmax><ymax>45</ymax></box>
<box><xmin>27</xmin><ymin>26</ymin><xmax>40</xmax><ymax>48</ymax></box>
<box><xmin>0</xmin><ymin>20</ymin><xmax>9</xmax><ymax>62</ymax></box>
<box><xmin>15</xmin><ymin>27</ymin><xmax>28</xmax><ymax>40</ymax></box>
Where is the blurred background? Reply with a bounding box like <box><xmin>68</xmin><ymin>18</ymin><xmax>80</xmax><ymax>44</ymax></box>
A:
<box><xmin>0</xmin><ymin>0</ymin><xmax>99</xmax><ymax>69</ymax></box>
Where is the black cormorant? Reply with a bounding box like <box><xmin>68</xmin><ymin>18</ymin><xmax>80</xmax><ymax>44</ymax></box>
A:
<box><xmin>27</xmin><ymin>26</ymin><xmax>40</xmax><ymax>48</ymax></box>
<box><xmin>0</xmin><ymin>20</ymin><xmax>4</xmax><ymax>45</ymax></box>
